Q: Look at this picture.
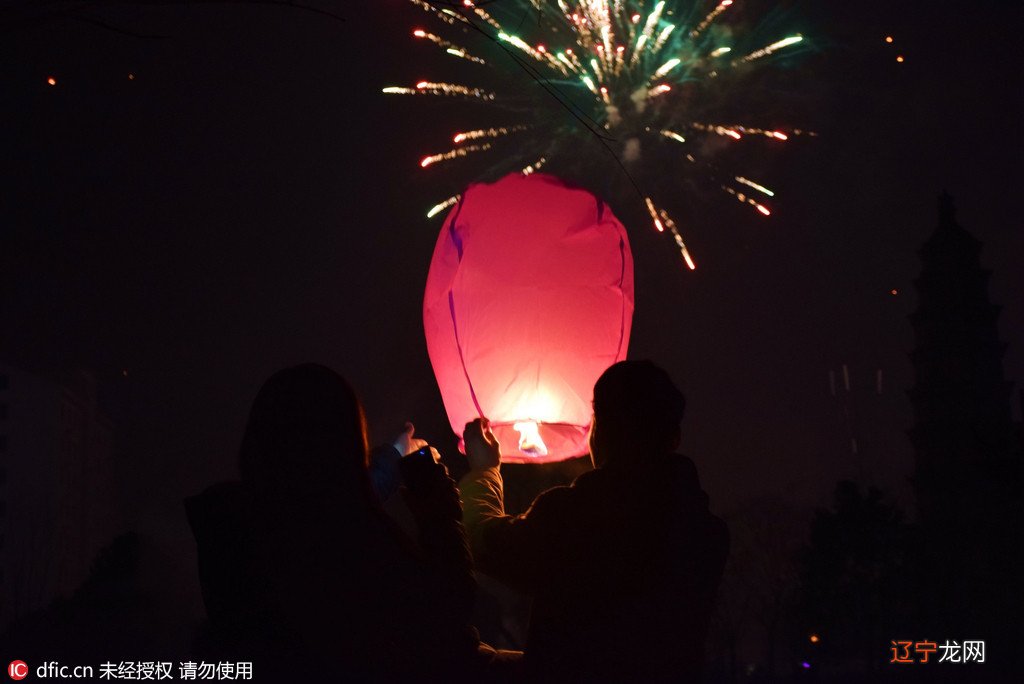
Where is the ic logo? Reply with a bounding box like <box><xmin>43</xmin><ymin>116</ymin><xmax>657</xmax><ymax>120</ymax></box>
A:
<box><xmin>7</xmin><ymin>661</ymin><xmax>28</xmax><ymax>680</ymax></box>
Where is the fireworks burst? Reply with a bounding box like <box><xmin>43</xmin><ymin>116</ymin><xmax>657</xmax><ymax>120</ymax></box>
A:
<box><xmin>386</xmin><ymin>1</ymin><xmax>813</xmax><ymax>269</ymax></box>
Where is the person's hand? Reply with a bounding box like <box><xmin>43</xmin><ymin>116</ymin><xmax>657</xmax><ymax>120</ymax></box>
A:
<box><xmin>400</xmin><ymin>446</ymin><xmax>459</xmax><ymax>520</ymax></box>
<box><xmin>392</xmin><ymin>421</ymin><xmax>428</xmax><ymax>457</ymax></box>
<box><xmin>464</xmin><ymin>418</ymin><xmax>501</xmax><ymax>471</ymax></box>
<box><xmin>401</xmin><ymin>467</ymin><xmax>461</xmax><ymax>522</ymax></box>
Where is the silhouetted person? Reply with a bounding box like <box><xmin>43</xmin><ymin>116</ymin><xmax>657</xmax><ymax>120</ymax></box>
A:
<box><xmin>459</xmin><ymin>360</ymin><xmax>729</xmax><ymax>682</ymax></box>
<box><xmin>185</xmin><ymin>364</ymin><xmax>480</xmax><ymax>681</ymax></box>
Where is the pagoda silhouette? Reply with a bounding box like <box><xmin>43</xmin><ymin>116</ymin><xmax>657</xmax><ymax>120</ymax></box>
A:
<box><xmin>909</xmin><ymin>192</ymin><xmax>1020</xmax><ymax>524</ymax></box>
<box><xmin>907</xmin><ymin>192</ymin><xmax>1022</xmax><ymax>672</ymax></box>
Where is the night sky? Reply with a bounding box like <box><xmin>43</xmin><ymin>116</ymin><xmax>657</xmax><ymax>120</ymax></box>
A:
<box><xmin>2</xmin><ymin>0</ymin><xmax>1022</xmax><ymax>557</ymax></box>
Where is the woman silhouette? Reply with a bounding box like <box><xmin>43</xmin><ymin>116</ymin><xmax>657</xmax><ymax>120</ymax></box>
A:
<box><xmin>186</xmin><ymin>364</ymin><xmax>481</xmax><ymax>681</ymax></box>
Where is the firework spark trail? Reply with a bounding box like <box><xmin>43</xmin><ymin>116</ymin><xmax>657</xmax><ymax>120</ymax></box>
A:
<box><xmin>644</xmin><ymin>196</ymin><xmax>665</xmax><ymax>232</ymax></box>
<box><xmin>631</xmin><ymin>1</ymin><xmax>666</xmax><ymax>64</ymax></box>
<box><xmin>410</xmin><ymin>0</ymin><xmax>460</xmax><ymax>26</ymax></box>
<box><xmin>454</xmin><ymin>125</ymin><xmax>529</xmax><ymax>143</ymax></box>
<box><xmin>735</xmin><ymin>176</ymin><xmax>775</xmax><ymax>197</ymax></box>
<box><xmin>658</xmin><ymin>208</ymin><xmax>697</xmax><ymax>270</ymax></box>
<box><xmin>653</xmin><ymin>23</ymin><xmax>676</xmax><ymax>53</ymax></box>
<box><xmin>472</xmin><ymin>6</ymin><xmax>502</xmax><ymax>30</ymax></box>
<box><xmin>723</xmin><ymin>185</ymin><xmax>772</xmax><ymax>216</ymax></box>
<box><xmin>427</xmin><ymin>195</ymin><xmax>461</xmax><ymax>218</ymax></box>
<box><xmin>691</xmin><ymin>0</ymin><xmax>733</xmax><ymax>38</ymax></box>
<box><xmin>413</xmin><ymin>80</ymin><xmax>496</xmax><ymax>100</ymax></box>
<box><xmin>521</xmin><ymin>156</ymin><xmax>548</xmax><ymax>175</ymax></box>
<box><xmin>446</xmin><ymin>48</ymin><xmax>488</xmax><ymax>64</ymax></box>
<box><xmin>413</xmin><ymin>28</ymin><xmax>489</xmax><ymax>63</ymax></box>
<box><xmin>692</xmin><ymin>122</ymin><xmax>809</xmax><ymax>139</ymax></box>
<box><xmin>421</xmin><ymin>143</ymin><xmax>493</xmax><ymax>168</ymax></box>
<box><xmin>388</xmin><ymin>1</ymin><xmax>812</xmax><ymax>268</ymax></box>
<box><xmin>739</xmin><ymin>35</ymin><xmax>804</xmax><ymax>63</ymax></box>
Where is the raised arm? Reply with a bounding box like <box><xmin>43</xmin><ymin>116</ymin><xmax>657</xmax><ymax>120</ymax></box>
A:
<box><xmin>458</xmin><ymin>419</ymin><xmax>573</xmax><ymax>592</ymax></box>
<box><xmin>369</xmin><ymin>422</ymin><xmax>428</xmax><ymax>502</ymax></box>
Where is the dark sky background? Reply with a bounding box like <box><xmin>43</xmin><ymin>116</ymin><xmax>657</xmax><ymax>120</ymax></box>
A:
<box><xmin>2</xmin><ymin>0</ymin><xmax>1021</xmax><ymax>557</ymax></box>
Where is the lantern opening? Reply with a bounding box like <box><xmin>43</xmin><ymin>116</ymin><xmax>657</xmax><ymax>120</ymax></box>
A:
<box><xmin>455</xmin><ymin>422</ymin><xmax>592</xmax><ymax>463</ymax></box>
<box><xmin>513</xmin><ymin>421</ymin><xmax>548</xmax><ymax>457</ymax></box>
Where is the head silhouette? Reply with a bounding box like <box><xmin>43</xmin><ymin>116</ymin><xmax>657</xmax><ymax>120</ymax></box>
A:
<box><xmin>239</xmin><ymin>364</ymin><xmax>371</xmax><ymax>499</ymax></box>
<box><xmin>589</xmin><ymin>360</ymin><xmax>686</xmax><ymax>468</ymax></box>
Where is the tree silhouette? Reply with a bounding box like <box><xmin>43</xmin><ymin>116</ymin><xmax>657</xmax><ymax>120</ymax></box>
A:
<box><xmin>709</xmin><ymin>498</ymin><xmax>807</xmax><ymax>682</ymax></box>
<box><xmin>795</xmin><ymin>481</ymin><xmax>913</xmax><ymax>679</ymax></box>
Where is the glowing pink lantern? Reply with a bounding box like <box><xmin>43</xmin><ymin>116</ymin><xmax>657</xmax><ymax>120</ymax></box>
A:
<box><xmin>423</xmin><ymin>173</ymin><xmax>634</xmax><ymax>463</ymax></box>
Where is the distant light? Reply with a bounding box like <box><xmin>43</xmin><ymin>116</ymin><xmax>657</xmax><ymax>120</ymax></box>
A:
<box><xmin>801</xmin><ymin>662</ymin><xmax>811</xmax><ymax>669</ymax></box>
<box><xmin>771</xmin><ymin>131</ymin><xmax>789</xmax><ymax>140</ymax></box>
<box><xmin>725</xmin><ymin>129</ymin><xmax>741</xmax><ymax>140</ymax></box>
<box><xmin>537</xmin><ymin>45</ymin><xmax>546</xmax><ymax>53</ymax></box>
<box><xmin>128</xmin><ymin>73</ymin><xmax>135</xmax><ymax>80</ymax></box>
<box><xmin>413</xmin><ymin>29</ymin><xmax>426</xmax><ymax>37</ymax></box>
<box><xmin>756</xmin><ymin>204</ymin><xmax>771</xmax><ymax>216</ymax></box>
<box><xmin>891</xmin><ymin>289</ymin><xmax>898</xmax><ymax>295</ymax></box>
<box><xmin>809</xmin><ymin>634</ymin><xmax>820</xmax><ymax>643</ymax></box>
<box><xmin>416</xmin><ymin>81</ymin><xmax>429</xmax><ymax>89</ymax></box>
<box><xmin>885</xmin><ymin>36</ymin><xmax>894</xmax><ymax>43</ymax></box>
<box><xmin>121</xmin><ymin>369</ymin><xmax>129</xmax><ymax>377</ymax></box>
<box><xmin>631</xmin><ymin>14</ymin><xmax>641</xmax><ymax>23</ymax></box>
<box><xmin>896</xmin><ymin>55</ymin><xmax>905</xmax><ymax>63</ymax></box>
<box><xmin>47</xmin><ymin>77</ymin><xmax>56</xmax><ymax>86</ymax></box>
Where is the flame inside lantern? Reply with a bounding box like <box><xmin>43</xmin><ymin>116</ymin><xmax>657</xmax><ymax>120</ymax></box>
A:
<box><xmin>513</xmin><ymin>421</ymin><xmax>549</xmax><ymax>456</ymax></box>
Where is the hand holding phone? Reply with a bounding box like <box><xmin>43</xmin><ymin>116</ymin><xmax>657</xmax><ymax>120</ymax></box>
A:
<box><xmin>399</xmin><ymin>446</ymin><xmax>460</xmax><ymax>520</ymax></box>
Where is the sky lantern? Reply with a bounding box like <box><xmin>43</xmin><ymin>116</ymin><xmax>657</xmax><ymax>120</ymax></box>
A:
<box><xmin>423</xmin><ymin>173</ymin><xmax>634</xmax><ymax>463</ymax></box>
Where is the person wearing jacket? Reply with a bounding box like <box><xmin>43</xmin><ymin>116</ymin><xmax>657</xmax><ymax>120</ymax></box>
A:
<box><xmin>459</xmin><ymin>360</ymin><xmax>729</xmax><ymax>682</ymax></box>
<box><xmin>185</xmin><ymin>364</ymin><xmax>480</xmax><ymax>681</ymax></box>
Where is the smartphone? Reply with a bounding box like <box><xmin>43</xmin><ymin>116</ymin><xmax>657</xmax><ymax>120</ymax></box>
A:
<box><xmin>399</xmin><ymin>446</ymin><xmax>439</xmax><ymax>487</ymax></box>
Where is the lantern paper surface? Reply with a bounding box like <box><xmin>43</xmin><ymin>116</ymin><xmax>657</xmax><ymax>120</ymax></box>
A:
<box><xmin>423</xmin><ymin>173</ymin><xmax>634</xmax><ymax>463</ymax></box>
